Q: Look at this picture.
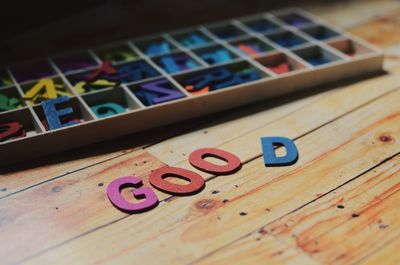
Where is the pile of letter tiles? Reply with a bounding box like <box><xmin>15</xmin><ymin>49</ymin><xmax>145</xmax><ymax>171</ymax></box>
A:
<box><xmin>0</xmin><ymin>8</ymin><xmax>380</xmax><ymax>146</ymax></box>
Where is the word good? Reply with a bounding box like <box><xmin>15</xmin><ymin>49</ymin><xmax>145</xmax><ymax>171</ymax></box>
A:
<box><xmin>107</xmin><ymin>138</ymin><xmax>298</xmax><ymax>214</ymax></box>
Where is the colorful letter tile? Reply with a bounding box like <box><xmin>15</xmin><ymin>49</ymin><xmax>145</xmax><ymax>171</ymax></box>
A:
<box><xmin>96</xmin><ymin>45</ymin><xmax>139</xmax><ymax>64</ymax></box>
<box><xmin>256</xmin><ymin>53</ymin><xmax>307</xmax><ymax>74</ymax></box>
<box><xmin>153</xmin><ymin>53</ymin><xmax>200</xmax><ymax>74</ymax></box>
<box><xmin>261</xmin><ymin>136</ymin><xmax>299</xmax><ymax>166</ymax></box>
<box><xmin>174</xmin><ymin>31</ymin><xmax>211</xmax><ymax>49</ymax></box>
<box><xmin>244</xmin><ymin>18</ymin><xmax>279</xmax><ymax>33</ymax></box>
<box><xmin>115</xmin><ymin>61</ymin><xmax>160</xmax><ymax>83</ymax></box>
<box><xmin>0</xmin><ymin>122</ymin><xmax>26</xmax><ymax>142</ymax></box>
<box><xmin>194</xmin><ymin>46</ymin><xmax>236</xmax><ymax>65</ymax></box>
<box><xmin>268</xmin><ymin>62</ymin><xmax>290</xmax><ymax>74</ymax></box>
<box><xmin>231</xmin><ymin>38</ymin><xmax>274</xmax><ymax>56</ymax></box>
<box><xmin>91</xmin><ymin>102</ymin><xmax>126</xmax><ymax>118</ymax></box>
<box><xmin>149</xmin><ymin>166</ymin><xmax>205</xmax><ymax>195</ymax></box>
<box><xmin>22</xmin><ymin>78</ymin><xmax>73</xmax><ymax>105</ymax></box>
<box><xmin>130</xmin><ymin>78</ymin><xmax>185</xmax><ymax>106</ymax></box>
<box><xmin>0</xmin><ymin>88</ymin><xmax>23</xmax><ymax>112</ymax></box>
<box><xmin>181</xmin><ymin>65</ymin><xmax>263</xmax><ymax>95</ymax></box>
<box><xmin>278</xmin><ymin>13</ymin><xmax>312</xmax><ymax>27</ymax></box>
<box><xmin>41</xmin><ymin>96</ymin><xmax>80</xmax><ymax>130</ymax></box>
<box><xmin>67</xmin><ymin>60</ymin><xmax>160</xmax><ymax>94</ymax></box>
<box><xmin>306</xmin><ymin>56</ymin><xmax>331</xmax><ymax>66</ymax></box>
<box><xmin>107</xmin><ymin>176</ymin><xmax>159</xmax><ymax>214</ymax></box>
<box><xmin>267</xmin><ymin>31</ymin><xmax>307</xmax><ymax>48</ymax></box>
<box><xmin>136</xmin><ymin>38</ymin><xmax>175</xmax><ymax>57</ymax></box>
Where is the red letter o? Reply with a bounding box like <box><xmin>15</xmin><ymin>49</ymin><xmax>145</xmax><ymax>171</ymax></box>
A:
<box><xmin>149</xmin><ymin>166</ymin><xmax>205</xmax><ymax>195</ymax></box>
<box><xmin>189</xmin><ymin>148</ymin><xmax>242</xmax><ymax>175</ymax></box>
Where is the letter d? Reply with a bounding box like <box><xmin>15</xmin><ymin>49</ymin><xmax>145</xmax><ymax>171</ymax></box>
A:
<box><xmin>261</xmin><ymin>136</ymin><xmax>298</xmax><ymax>166</ymax></box>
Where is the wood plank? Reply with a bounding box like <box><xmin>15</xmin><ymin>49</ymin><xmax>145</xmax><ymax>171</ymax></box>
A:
<box><xmin>23</xmin><ymin>88</ymin><xmax>400</xmax><ymax>265</ymax></box>
<box><xmin>1</xmin><ymin>69</ymin><xmax>398</xmax><ymax>265</ymax></box>
<box><xmin>196</xmin><ymin>233</ymin><xmax>320</xmax><ymax>265</ymax></box>
<box><xmin>349</xmin><ymin>9</ymin><xmax>400</xmax><ymax>49</ymax></box>
<box><xmin>148</xmin><ymin>73</ymin><xmax>400</xmax><ymax>167</ymax></box>
<box><xmin>146</xmin><ymin>89</ymin><xmax>327</xmax><ymax>166</ymax></box>
<box><xmin>339</xmin><ymin>0</ymin><xmax>400</xmax><ymax>70</ymax></box>
<box><xmin>4</xmin><ymin>3</ymin><xmax>400</xmax><ymax>199</ymax></box>
<box><xmin>304</xmin><ymin>0</ymin><xmax>400</xmax><ymax>29</ymax></box>
<box><xmin>145</xmin><ymin>2</ymin><xmax>400</xmax><ymax>168</ymax></box>
<box><xmin>1</xmin><ymin>74</ymin><xmax>398</xmax><ymax>265</ymax></box>
<box><xmin>2</xmin><ymin>2</ymin><xmax>399</xmax><ymax>264</ymax></box>
<box><xmin>0</xmin><ymin>88</ymin><xmax>324</xmax><ymax>198</ymax></box>
<box><xmin>202</xmin><ymin>155</ymin><xmax>400</xmax><ymax>265</ymax></box>
<box><xmin>345</xmin><ymin>9</ymin><xmax>400</xmax><ymax>69</ymax></box>
<box><xmin>0</xmin><ymin>149</ymin><xmax>165</xmax><ymax>265</ymax></box>
<box><xmin>0</xmin><ymin>115</ymin><xmax>207</xmax><ymax>198</ymax></box>
<box><xmin>383</xmin><ymin>45</ymin><xmax>400</xmax><ymax>69</ymax></box>
<box><xmin>0</xmin><ymin>148</ymin><xmax>132</xmax><ymax>198</ymax></box>
<box><xmin>307</xmin><ymin>181</ymin><xmax>400</xmax><ymax>265</ymax></box>
<box><xmin>357</xmin><ymin>236</ymin><xmax>400</xmax><ymax>265</ymax></box>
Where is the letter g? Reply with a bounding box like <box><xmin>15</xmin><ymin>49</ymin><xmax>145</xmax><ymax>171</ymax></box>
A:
<box><xmin>107</xmin><ymin>176</ymin><xmax>159</xmax><ymax>214</ymax></box>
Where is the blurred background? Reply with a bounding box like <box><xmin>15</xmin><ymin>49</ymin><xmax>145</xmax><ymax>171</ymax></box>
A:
<box><xmin>0</xmin><ymin>0</ymin><xmax>328</xmax><ymax>64</ymax></box>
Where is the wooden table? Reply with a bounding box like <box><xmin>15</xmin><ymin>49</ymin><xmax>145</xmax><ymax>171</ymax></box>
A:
<box><xmin>1</xmin><ymin>0</ymin><xmax>400</xmax><ymax>264</ymax></box>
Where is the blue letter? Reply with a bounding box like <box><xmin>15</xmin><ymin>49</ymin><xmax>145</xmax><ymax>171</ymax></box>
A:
<box><xmin>41</xmin><ymin>96</ymin><xmax>79</xmax><ymax>130</ymax></box>
<box><xmin>261</xmin><ymin>136</ymin><xmax>298</xmax><ymax>166</ymax></box>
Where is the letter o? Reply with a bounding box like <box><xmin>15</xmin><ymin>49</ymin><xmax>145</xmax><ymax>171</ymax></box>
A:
<box><xmin>189</xmin><ymin>148</ymin><xmax>242</xmax><ymax>175</ymax></box>
<box><xmin>149</xmin><ymin>166</ymin><xmax>205</xmax><ymax>195</ymax></box>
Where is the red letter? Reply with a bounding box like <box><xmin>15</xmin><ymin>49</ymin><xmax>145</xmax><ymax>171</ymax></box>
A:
<box><xmin>0</xmin><ymin>122</ymin><xmax>26</xmax><ymax>142</ymax></box>
<box><xmin>87</xmin><ymin>61</ymin><xmax>117</xmax><ymax>81</ymax></box>
<box><xmin>189</xmin><ymin>148</ymin><xmax>242</xmax><ymax>175</ymax></box>
<box><xmin>149</xmin><ymin>166</ymin><xmax>205</xmax><ymax>195</ymax></box>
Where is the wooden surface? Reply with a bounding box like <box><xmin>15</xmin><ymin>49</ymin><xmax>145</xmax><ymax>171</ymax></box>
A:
<box><xmin>1</xmin><ymin>0</ymin><xmax>400</xmax><ymax>264</ymax></box>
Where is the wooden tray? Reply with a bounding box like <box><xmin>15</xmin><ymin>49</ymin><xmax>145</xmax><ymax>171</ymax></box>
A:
<box><xmin>0</xmin><ymin>8</ymin><xmax>383</xmax><ymax>166</ymax></box>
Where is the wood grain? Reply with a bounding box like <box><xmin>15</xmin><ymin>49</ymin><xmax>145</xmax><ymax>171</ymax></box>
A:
<box><xmin>349</xmin><ymin>10</ymin><xmax>400</xmax><ymax>49</ymax></box>
<box><xmin>148</xmin><ymin>73</ymin><xmax>400</xmax><ymax>167</ymax></box>
<box><xmin>305</xmin><ymin>0</ymin><xmax>400</xmax><ymax>28</ymax></box>
<box><xmin>196</xmin><ymin>232</ymin><xmax>320</xmax><ymax>265</ymax></box>
<box><xmin>1</xmin><ymin>71</ymin><xmax>398</xmax><ymax>265</ymax></box>
<box><xmin>145</xmin><ymin>89</ymin><xmax>328</xmax><ymax>166</ymax></box>
<box><xmin>2</xmin><ymin>1</ymin><xmax>400</xmax><ymax>264</ymax></box>
<box><xmin>0</xmin><ymin>149</ymin><xmax>133</xmax><ymax>198</ymax></box>
<box><xmin>0</xmin><ymin>149</ymin><xmax>165</xmax><ymax>265</ymax></box>
<box><xmin>358</xmin><ymin>236</ymin><xmax>400</xmax><ymax>265</ymax></box>
<box><xmin>23</xmin><ymin>86</ymin><xmax>400</xmax><ymax>265</ymax></box>
<box><xmin>200</xmin><ymin>155</ymin><xmax>400</xmax><ymax>265</ymax></box>
<box><xmin>0</xmin><ymin>87</ymin><xmax>323</xmax><ymax>198</ymax></box>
